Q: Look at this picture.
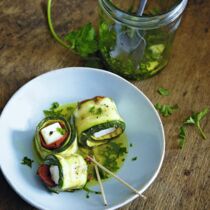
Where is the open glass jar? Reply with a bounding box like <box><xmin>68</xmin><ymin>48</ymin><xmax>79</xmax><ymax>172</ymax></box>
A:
<box><xmin>98</xmin><ymin>0</ymin><xmax>188</xmax><ymax>80</ymax></box>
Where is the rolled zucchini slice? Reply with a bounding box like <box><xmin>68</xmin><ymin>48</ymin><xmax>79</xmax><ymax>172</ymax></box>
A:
<box><xmin>35</xmin><ymin>116</ymin><xmax>77</xmax><ymax>159</ymax></box>
<box><xmin>74</xmin><ymin>96</ymin><xmax>126</xmax><ymax>147</ymax></box>
<box><xmin>37</xmin><ymin>154</ymin><xmax>87</xmax><ymax>192</ymax></box>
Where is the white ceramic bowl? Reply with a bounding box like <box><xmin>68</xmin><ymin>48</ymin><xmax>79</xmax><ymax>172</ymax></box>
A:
<box><xmin>0</xmin><ymin>67</ymin><xmax>165</xmax><ymax>210</ymax></box>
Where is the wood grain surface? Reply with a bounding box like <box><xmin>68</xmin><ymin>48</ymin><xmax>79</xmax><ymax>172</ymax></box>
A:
<box><xmin>0</xmin><ymin>0</ymin><xmax>209</xmax><ymax>210</ymax></box>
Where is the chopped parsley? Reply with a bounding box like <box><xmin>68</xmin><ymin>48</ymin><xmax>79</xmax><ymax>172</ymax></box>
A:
<box><xmin>50</xmin><ymin>102</ymin><xmax>59</xmax><ymax>110</ymax></box>
<box><xmin>64</xmin><ymin>23</ymin><xmax>98</xmax><ymax>57</ymax></box>
<box><xmin>131</xmin><ymin>156</ymin><xmax>138</xmax><ymax>161</ymax></box>
<box><xmin>155</xmin><ymin>103</ymin><xmax>178</xmax><ymax>117</ymax></box>
<box><xmin>56</xmin><ymin>127</ymin><xmax>66</xmax><ymax>135</ymax></box>
<box><xmin>21</xmin><ymin>156</ymin><xmax>34</xmax><ymax>168</ymax></box>
<box><xmin>184</xmin><ymin>107</ymin><xmax>209</xmax><ymax>140</ymax></box>
<box><xmin>89</xmin><ymin>106</ymin><xmax>95</xmax><ymax>113</ymax></box>
<box><xmin>97</xmin><ymin>142</ymin><xmax>127</xmax><ymax>179</ymax></box>
<box><xmin>157</xmin><ymin>87</ymin><xmax>170</xmax><ymax>96</ymax></box>
<box><xmin>178</xmin><ymin>126</ymin><xmax>186</xmax><ymax>149</ymax></box>
<box><xmin>178</xmin><ymin>107</ymin><xmax>209</xmax><ymax>148</ymax></box>
<box><xmin>43</xmin><ymin>102</ymin><xmax>62</xmax><ymax>117</ymax></box>
<box><xmin>129</xmin><ymin>143</ymin><xmax>133</xmax><ymax>147</ymax></box>
<box><xmin>96</xmin><ymin>107</ymin><xmax>103</xmax><ymax>115</ymax></box>
<box><xmin>89</xmin><ymin>106</ymin><xmax>103</xmax><ymax>115</ymax></box>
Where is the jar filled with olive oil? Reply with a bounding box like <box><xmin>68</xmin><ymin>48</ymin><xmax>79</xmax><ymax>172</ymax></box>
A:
<box><xmin>98</xmin><ymin>0</ymin><xmax>188</xmax><ymax>80</ymax></box>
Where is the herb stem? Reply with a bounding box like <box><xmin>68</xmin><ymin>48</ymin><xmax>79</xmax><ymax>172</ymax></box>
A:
<box><xmin>197</xmin><ymin>125</ymin><xmax>207</xmax><ymax>140</ymax></box>
<box><xmin>47</xmin><ymin>0</ymin><xmax>69</xmax><ymax>48</ymax></box>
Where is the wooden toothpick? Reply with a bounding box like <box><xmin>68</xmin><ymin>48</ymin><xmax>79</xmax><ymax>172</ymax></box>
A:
<box><xmin>87</xmin><ymin>155</ymin><xmax>146</xmax><ymax>200</ymax></box>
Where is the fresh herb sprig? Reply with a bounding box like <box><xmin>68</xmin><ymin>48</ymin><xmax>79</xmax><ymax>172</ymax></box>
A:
<box><xmin>184</xmin><ymin>108</ymin><xmax>209</xmax><ymax>140</ymax></box>
<box><xmin>47</xmin><ymin>0</ymin><xmax>98</xmax><ymax>58</ymax></box>
<box><xmin>155</xmin><ymin>103</ymin><xmax>178</xmax><ymax>117</ymax></box>
<box><xmin>21</xmin><ymin>156</ymin><xmax>34</xmax><ymax>168</ymax></box>
<box><xmin>56</xmin><ymin>127</ymin><xmax>66</xmax><ymax>135</ymax></box>
<box><xmin>178</xmin><ymin>126</ymin><xmax>186</xmax><ymax>149</ymax></box>
<box><xmin>43</xmin><ymin>102</ymin><xmax>62</xmax><ymax>117</ymax></box>
<box><xmin>178</xmin><ymin>108</ymin><xmax>209</xmax><ymax>148</ymax></box>
<box><xmin>64</xmin><ymin>23</ymin><xmax>98</xmax><ymax>57</ymax></box>
<box><xmin>157</xmin><ymin>87</ymin><xmax>170</xmax><ymax>96</ymax></box>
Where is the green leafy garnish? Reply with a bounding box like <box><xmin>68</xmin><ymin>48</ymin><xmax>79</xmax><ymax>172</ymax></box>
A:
<box><xmin>184</xmin><ymin>108</ymin><xmax>209</xmax><ymax>139</ymax></box>
<box><xmin>21</xmin><ymin>156</ymin><xmax>34</xmax><ymax>168</ymax></box>
<box><xmin>157</xmin><ymin>87</ymin><xmax>170</xmax><ymax>96</ymax></box>
<box><xmin>89</xmin><ymin>106</ymin><xmax>103</xmax><ymax>115</ymax></box>
<box><xmin>132</xmin><ymin>156</ymin><xmax>137</xmax><ymax>161</ymax></box>
<box><xmin>64</xmin><ymin>23</ymin><xmax>98</xmax><ymax>57</ymax></box>
<box><xmin>129</xmin><ymin>143</ymin><xmax>133</xmax><ymax>147</ymax></box>
<box><xmin>56</xmin><ymin>127</ymin><xmax>66</xmax><ymax>135</ymax></box>
<box><xmin>47</xmin><ymin>0</ymin><xmax>98</xmax><ymax>57</ymax></box>
<box><xmin>96</xmin><ymin>107</ymin><xmax>103</xmax><ymax>115</ymax></box>
<box><xmin>43</xmin><ymin>102</ymin><xmax>62</xmax><ymax>117</ymax></box>
<box><xmin>155</xmin><ymin>103</ymin><xmax>178</xmax><ymax>117</ymax></box>
<box><xmin>178</xmin><ymin>126</ymin><xmax>186</xmax><ymax>149</ymax></box>
<box><xmin>50</xmin><ymin>102</ymin><xmax>59</xmax><ymax>109</ymax></box>
<box><xmin>96</xmin><ymin>142</ymin><xmax>127</xmax><ymax>179</ymax></box>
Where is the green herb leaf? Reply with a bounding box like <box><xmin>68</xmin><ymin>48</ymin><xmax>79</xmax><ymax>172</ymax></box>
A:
<box><xmin>184</xmin><ymin>107</ymin><xmax>209</xmax><ymax>139</ymax></box>
<box><xmin>50</xmin><ymin>102</ymin><xmax>59</xmax><ymax>110</ymax></box>
<box><xmin>56</xmin><ymin>127</ymin><xmax>66</xmax><ymax>135</ymax></box>
<box><xmin>129</xmin><ymin>143</ymin><xmax>133</xmax><ymax>147</ymax></box>
<box><xmin>157</xmin><ymin>87</ymin><xmax>170</xmax><ymax>96</ymax></box>
<box><xmin>21</xmin><ymin>156</ymin><xmax>34</xmax><ymax>168</ymax></box>
<box><xmin>96</xmin><ymin>107</ymin><xmax>103</xmax><ymax>115</ymax></box>
<box><xmin>89</xmin><ymin>106</ymin><xmax>103</xmax><ymax>115</ymax></box>
<box><xmin>131</xmin><ymin>156</ymin><xmax>137</xmax><ymax>161</ymax></box>
<box><xmin>155</xmin><ymin>103</ymin><xmax>178</xmax><ymax>117</ymax></box>
<box><xmin>64</xmin><ymin>23</ymin><xmax>98</xmax><ymax>57</ymax></box>
<box><xmin>43</xmin><ymin>102</ymin><xmax>62</xmax><ymax>117</ymax></box>
<box><xmin>178</xmin><ymin>126</ymin><xmax>186</xmax><ymax>149</ymax></box>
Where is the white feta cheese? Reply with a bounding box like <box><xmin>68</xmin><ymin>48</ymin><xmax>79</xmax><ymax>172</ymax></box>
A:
<box><xmin>41</xmin><ymin>122</ymin><xmax>64</xmax><ymax>145</ymax></box>
<box><xmin>49</xmin><ymin>165</ymin><xmax>60</xmax><ymax>184</ymax></box>
<box><xmin>93</xmin><ymin>127</ymin><xmax>116</xmax><ymax>138</ymax></box>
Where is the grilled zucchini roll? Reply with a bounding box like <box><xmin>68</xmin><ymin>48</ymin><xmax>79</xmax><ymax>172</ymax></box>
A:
<box><xmin>35</xmin><ymin>116</ymin><xmax>77</xmax><ymax>159</ymax></box>
<box><xmin>74</xmin><ymin>96</ymin><xmax>126</xmax><ymax>147</ymax></box>
<box><xmin>37</xmin><ymin>154</ymin><xmax>87</xmax><ymax>192</ymax></box>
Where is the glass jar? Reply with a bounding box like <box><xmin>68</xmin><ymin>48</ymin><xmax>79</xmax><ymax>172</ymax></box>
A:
<box><xmin>98</xmin><ymin>0</ymin><xmax>188</xmax><ymax>80</ymax></box>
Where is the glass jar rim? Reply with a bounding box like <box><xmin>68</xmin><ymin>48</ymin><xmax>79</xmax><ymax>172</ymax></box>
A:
<box><xmin>99</xmin><ymin>0</ymin><xmax>188</xmax><ymax>29</ymax></box>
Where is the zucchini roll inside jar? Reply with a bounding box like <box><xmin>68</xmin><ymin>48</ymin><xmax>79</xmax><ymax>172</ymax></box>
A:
<box><xmin>37</xmin><ymin>154</ymin><xmax>87</xmax><ymax>192</ymax></box>
<box><xmin>74</xmin><ymin>96</ymin><xmax>126</xmax><ymax>147</ymax></box>
<box><xmin>98</xmin><ymin>0</ymin><xmax>188</xmax><ymax>79</ymax></box>
<box><xmin>35</xmin><ymin>116</ymin><xmax>77</xmax><ymax>159</ymax></box>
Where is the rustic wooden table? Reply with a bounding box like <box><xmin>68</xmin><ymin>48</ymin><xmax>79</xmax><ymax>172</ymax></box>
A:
<box><xmin>0</xmin><ymin>0</ymin><xmax>209</xmax><ymax>210</ymax></box>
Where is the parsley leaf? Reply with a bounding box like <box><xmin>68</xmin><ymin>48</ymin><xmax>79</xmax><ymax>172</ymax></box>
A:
<box><xmin>43</xmin><ymin>102</ymin><xmax>62</xmax><ymax>117</ymax></box>
<box><xmin>184</xmin><ymin>108</ymin><xmax>209</xmax><ymax>139</ymax></box>
<box><xmin>64</xmin><ymin>23</ymin><xmax>98</xmax><ymax>57</ymax></box>
<box><xmin>21</xmin><ymin>156</ymin><xmax>34</xmax><ymax>168</ymax></box>
<box><xmin>155</xmin><ymin>103</ymin><xmax>178</xmax><ymax>117</ymax></box>
<box><xmin>157</xmin><ymin>87</ymin><xmax>170</xmax><ymax>96</ymax></box>
<box><xmin>56</xmin><ymin>127</ymin><xmax>66</xmax><ymax>135</ymax></box>
<box><xmin>178</xmin><ymin>126</ymin><xmax>186</xmax><ymax>149</ymax></box>
<box><xmin>131</xmin><ymin>156</ymin><xmax>138</xmax><ymax>161</ymax></box>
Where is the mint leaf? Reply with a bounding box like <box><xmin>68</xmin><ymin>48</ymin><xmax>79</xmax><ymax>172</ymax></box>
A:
<box><xmin>65</xmin><ymin>23</ymin><xmax>98</xmax><ymax>57</ymax></box>
<box><xmin>157</xmin><ymin>87</ymin><xmax>170</xmax><ymax>96</ymax></box>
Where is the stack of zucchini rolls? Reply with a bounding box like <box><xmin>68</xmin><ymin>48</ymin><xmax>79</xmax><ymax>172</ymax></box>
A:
<box><xmin>35</xmin><ymin>96</ymin><xmax>126</xmax><ymax>192</ymax></box>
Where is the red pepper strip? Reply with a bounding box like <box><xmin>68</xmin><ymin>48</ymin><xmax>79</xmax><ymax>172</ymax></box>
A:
<box><xmin>40</xmin><ymin>132</ymin><xmax>68</xmax><ymax>149</ymax></box>
<box><xmin>37</xmin><ymin>164</ymin><xmax>56</xmax><ymax>187</ymax></box>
